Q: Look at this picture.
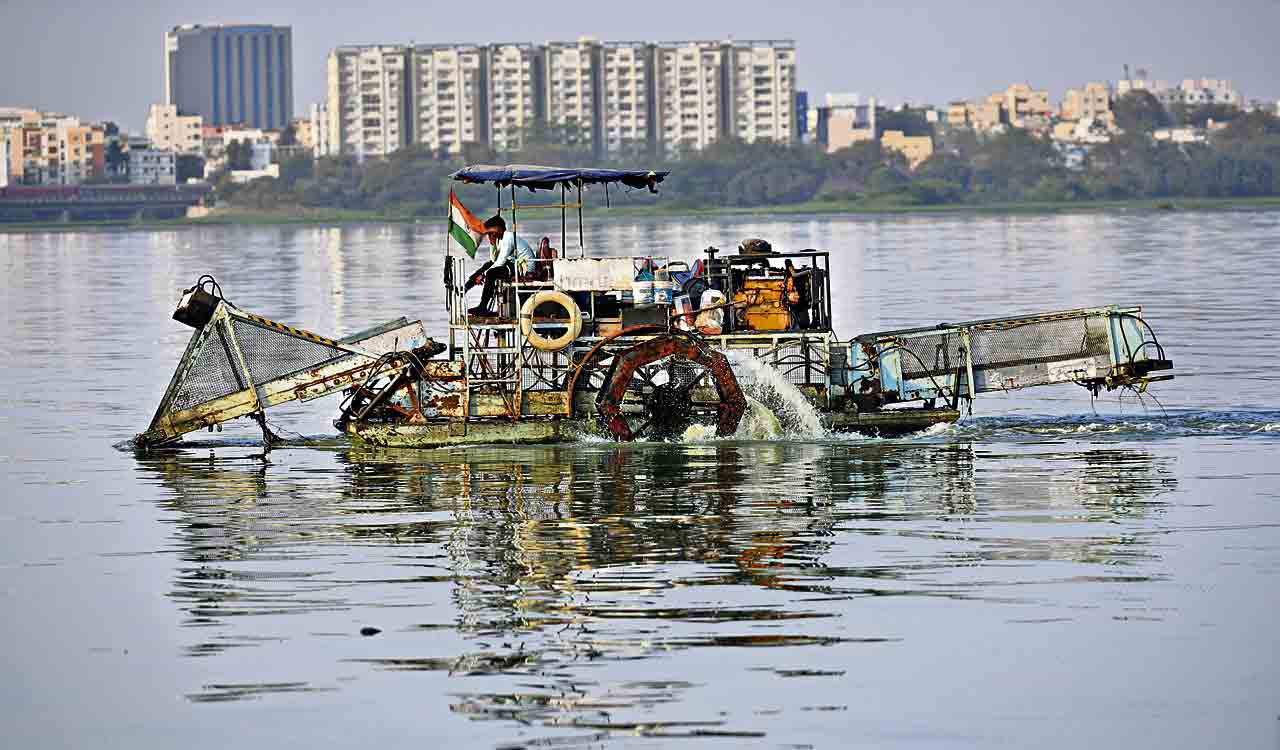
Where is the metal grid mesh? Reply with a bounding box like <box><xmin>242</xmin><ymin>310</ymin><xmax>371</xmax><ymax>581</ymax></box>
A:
<box><xmin>900</xmin><ymin>315</ymin><xmax>1111</xmax><ymax>383</ymax></box>
<box><xmin>230</xmin><ymin>318</ymin><xmax>348</xmax><ymax>387</ymax></box>
<box><xmin>170</xmin><ymin>325</ymin><xmax>245</xmax><ymax>413</ymax></box>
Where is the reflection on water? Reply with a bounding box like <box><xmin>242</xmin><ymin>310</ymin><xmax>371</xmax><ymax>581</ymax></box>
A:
<box><xmin>134</xmin><ymin>438</ymin><xmax>1177</xmax><ymax>733</ymax></box>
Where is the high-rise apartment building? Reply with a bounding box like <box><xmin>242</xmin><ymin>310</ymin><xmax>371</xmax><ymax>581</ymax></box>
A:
<box><xmin>327</xmin><ymin>45</ymin><xmax>411</xmax><ymax>158</ymax></box>
<box><xmin>654</xmin><ymin>41</ymin><xmax>725</xmax><ymax>154</ymax></box>
<box><xmin>411</xmin><ymin>44</ymin><xmax>484</xmax><ymax>155</ymax></box>
<box><xmin>726</xmin><ymin>40</ymin><xmax>795</xmax><ymax>144</ymax></box>
<box><xmin>486</xmin><ymin>43</ymin><xmax>541</xmax><ymax>152</ymax></box>
<box><xmin>323</xmin><ymin>38</ymin><xmax>796</xmax><ymax>158</ymax></box>
<box><xmin>164</xmin><ymin>24</ymin><xmax>293</xmax><ymax>130</ymax></box>
<box><xmin>543</xmin><ymin>40</ymin><xmax>597</xmax><ymax>150</ymax></box>
<box><xmin>598</xmin><ymin>41</ymin><xmax>654</xmax><ymax>154</ymax></box>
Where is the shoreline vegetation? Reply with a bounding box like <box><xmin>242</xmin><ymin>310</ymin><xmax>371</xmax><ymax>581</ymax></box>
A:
<box><xmin>5</xmin><ymin>101</ymin><xmax>1279</xmax><ymax>232</ymax></box>
<box><xmin>5</xmin><ymin>195</ymin><xmax>1280</xmax><ymax>232</ymax></box>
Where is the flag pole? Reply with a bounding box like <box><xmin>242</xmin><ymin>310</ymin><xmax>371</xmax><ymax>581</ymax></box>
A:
<box><xmin>446</xmin><ymin>188</ymin><xmax>454</xmax><ymax>325</ymax></box>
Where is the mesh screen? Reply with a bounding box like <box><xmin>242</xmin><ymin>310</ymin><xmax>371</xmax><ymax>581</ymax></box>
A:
<box><xmin>230</xmin><ymin>318</ymin><xmax>349</xmax><ymax>386</ymax></box>
<box><xmin>170</xmin><ymin>325</ymin><xmax>246</xmax><ymax>413</ymax></box>
<box><xmin>900</xmin><ymin>315</ymin><xmax>1111</xmax><ymax>383</ymax></box>
<box><xmin>164</xmin><ymin>318</ymin><xmax>352</xmax><ymax>416</ymax></box>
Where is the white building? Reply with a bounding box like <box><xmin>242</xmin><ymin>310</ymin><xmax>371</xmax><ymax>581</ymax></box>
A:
<box><xmin>544</xmin><ymin>40</ymin><xmax>596</xmax><ymax>149</ymax></box>
<box><xmin>0</xmin><ymin>129</ymin><xmax>11</xmax><ymax>187</ymax></box>
<box><xmin>145</xmin><ymin>104</ymin><xmax>203</xmax><ymax>154</ymax></box>
<box><xmin>654</xmin><ymin>41</ymin><xmax>725</xmax><ymax>154</ymax></box>
<box><xmin>599</xmin><ymin>41</ymin><xmax>652</xmax><ymax>153</ymax></box>
<box><xmin>726</xmin><ymin>40</ymin><xmax>795</xmax><ymax>144</ymax></box>
<box><xmin>327</xmin><ymin>45</ymin><xmax>411</xmax><ymax>158</ymax></box>
<box><xmin>486</xmin><ymin>43</ymin><xmax>540</xmax><ymax>152</ymax></box>
<box><xmin>411</xmin><ymin>44</ymin><xmax>483</xmax><ymax>155</ymax></box>
<box><xmin>309</xmin><ymin>102</ymin><xmax>331</xmax><ymax>157</ymax></box>
<box><xmin>1117</xmin><ymin>77</ymin><xmax>1242</xmax><ymax>109</ymax></box>
<box><xmin>1175</xmin><ymin>79</ymin><xmax>1242</xmax><ymax>107</ymax></box>
<box><xmin>322</xmin><ymin>37</ymin><xmax>796</xmax><ymax>158</ymax></box>
<box><xmin>128</xmin><ymin>147</ymin><xmax>176</xmax><ymax>185</ymax></box>
<box><xmin>1153</xmin><ymin>127</ymin><xmax>1207</xmax><ymax>144</ymax></box>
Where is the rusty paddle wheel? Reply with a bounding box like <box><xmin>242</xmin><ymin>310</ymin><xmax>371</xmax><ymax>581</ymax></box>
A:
<box><xmin>582</xmin><ymin>330</ymin><xmax>747</xmax><ymax>441</ymax></box>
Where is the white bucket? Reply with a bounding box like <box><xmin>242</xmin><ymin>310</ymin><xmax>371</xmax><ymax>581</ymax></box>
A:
<box><xmin>653</xmin><ymin>284</ymin><xmax>673</xmax><ymax>305</ymax></box>
<box><xmin>632</xmin><ymin>280</ymin><xmax>654</xmax><ymax>304</ymax></box>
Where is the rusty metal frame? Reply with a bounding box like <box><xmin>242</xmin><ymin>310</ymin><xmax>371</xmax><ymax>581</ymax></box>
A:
<box><xmin>138</xmin><ymin>301</ymin><xmax>424</xmax><ymax>447</ymax></box>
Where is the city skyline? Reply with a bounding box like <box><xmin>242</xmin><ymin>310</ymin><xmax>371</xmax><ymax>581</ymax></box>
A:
<box><xmin>1</xmin><ymin>0</ymin><xmax>1277</xmax><ymax>132</ymax></box>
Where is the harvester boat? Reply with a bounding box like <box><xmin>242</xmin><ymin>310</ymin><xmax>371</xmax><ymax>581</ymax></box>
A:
<box><xmin>135</xmin><ymin>165</ymin><xmax>1174</xmax><ymax>449</ymax></box>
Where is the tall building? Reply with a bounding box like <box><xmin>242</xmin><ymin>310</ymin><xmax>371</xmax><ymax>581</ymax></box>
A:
<box><xmin>0</xmin><ymin>129</ymin><xmax>13</xmax><ymax>187</ymax></box>
<box><xmin>410</xmin><ymin>44</ymin><xmax>484</xmax><ymax>155</ymax></box>
<box><xmin>654</xmin><ymin>41</ymin><xmax>726</xmax><ymax>154</ymax></box>
<box><xmin>486</xmin><ymin>43</ymin><xmax>542</xmax><ymax>152</ymax></box>
<box><xmin>165</xmin><ymin>24</ymin><xmax>294</xmax><ymax>130</ymax></box>
<box><xmin>543</xmin><ymin>40</ymin><xmax>597</xmax><ymax>151</ymax></box>
<box><xmin>308</xmin><ymin>102</ymin><xmax>331</xmax><ymax>158</ymax></box>
<box><xmin>326</xmin><ymin>45</ymin><xmax>411</xmax><ymax>158</ymax></box>
<box><xmin>726</xmin><ymin>40</ymin><xmax>795</xmax><ymax>144</ymax></box>
<box><xmin>598</xmin><ymin>41</ymin><xmax>654</xmax><ymax>154</ymax></box>
<box><xmin>323</xmin><ymin>37</ymin><xmax>796</xmax><ymax>158</ymax></box>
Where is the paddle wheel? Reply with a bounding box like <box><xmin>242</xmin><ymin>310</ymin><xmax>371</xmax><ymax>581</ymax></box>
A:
<box><xmin>593</xmin><ymin>332</ymin><xmax>746</xmax><ymax>441</ymax></box>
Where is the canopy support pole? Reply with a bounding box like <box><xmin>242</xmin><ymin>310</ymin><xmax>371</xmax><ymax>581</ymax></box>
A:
<box><xmin>576</xmin><ymin>181</ymin><xmax>584</xmax><ymax>258</ymax></box>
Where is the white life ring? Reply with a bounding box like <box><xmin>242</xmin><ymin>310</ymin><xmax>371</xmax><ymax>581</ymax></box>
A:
<box><xmin>520</xmin><ymin>290</ymin><xmax>582</xmax><ymax>352</ymax></box>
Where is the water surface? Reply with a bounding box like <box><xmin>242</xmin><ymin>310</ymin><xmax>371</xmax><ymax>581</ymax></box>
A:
<box><xmin>2</xmin><ymin>209</ymin><xmax>1279</xmax><ymax>748</ymax></box>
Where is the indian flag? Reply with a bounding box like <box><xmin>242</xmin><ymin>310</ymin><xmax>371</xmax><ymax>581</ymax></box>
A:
<box><xmin>448</xmin><ymin>190</ymin><xmax>486</xmax><ymax>258</ymax></box>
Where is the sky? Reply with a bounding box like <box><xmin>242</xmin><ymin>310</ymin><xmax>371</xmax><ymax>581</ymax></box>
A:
<box><xmin>1</xmin><ymin>0</ymin><xmax>1277</xmax><ymax>131</ymax></box>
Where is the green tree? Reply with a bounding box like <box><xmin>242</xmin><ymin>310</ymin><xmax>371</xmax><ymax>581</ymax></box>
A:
<box><xmin>224</xmin><ymin>139</ymin><xmax>252</xmax><ymax>171</ymax></box>
<box><xmin>175</xmin><ymin>154</ymin><xmax>205</xmax><ymax>183</ymax></box>
<box><xmin>1113</xmin><ymin>90</ymin><xmax>1170</xmax><ymax>134</ymax></box>
<box><xmin>105</xmin><ymin>141</ymin><xmax>128</xmax><ymax>180</ymax></box>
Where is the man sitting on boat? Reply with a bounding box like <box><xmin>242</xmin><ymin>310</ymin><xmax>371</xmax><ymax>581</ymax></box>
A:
<box><xmin>467</xmin><ymin>215</ymin><xmax>535</xmax><ymax>317</ymax></box>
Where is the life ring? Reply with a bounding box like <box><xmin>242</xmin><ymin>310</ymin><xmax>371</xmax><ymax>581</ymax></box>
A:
<box><xmin>520</xmin><ymin>290</ymin><xmax>582</xmax><ymax>352</ymax></box>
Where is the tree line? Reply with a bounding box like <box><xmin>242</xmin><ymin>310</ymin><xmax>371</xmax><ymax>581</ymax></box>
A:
<box><xmin>216</xmin><ymin>93</ymin><xmax>1280</xmax><ymax>215</ymax></box>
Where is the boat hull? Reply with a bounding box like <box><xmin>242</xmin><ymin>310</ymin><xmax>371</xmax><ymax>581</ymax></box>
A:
<box><xmin>344</xmin><ymin>408</ymin><xmax>960</xmax><ymax>448</ymax></box>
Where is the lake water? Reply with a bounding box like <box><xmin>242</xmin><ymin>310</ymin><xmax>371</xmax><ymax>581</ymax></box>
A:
<box><xmin>2</xmin><ymin>209</ymin><xmax>1279</xmax><ymax>748</ymax></box>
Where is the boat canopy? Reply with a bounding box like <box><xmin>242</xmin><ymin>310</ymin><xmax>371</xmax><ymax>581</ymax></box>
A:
<box><xmin>450</xmin><ymin>164</ymin><xmax>669</xmax><ymax>192</ymax></box>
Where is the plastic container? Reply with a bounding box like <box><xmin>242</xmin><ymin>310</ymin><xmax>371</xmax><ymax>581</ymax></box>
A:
<box><xmin>695</xmin><ymin>289</ymin><xmax>726</xmax><ymax>335</ymax></box>
<box><xmin>631</xmin><ymin>280</ymin><xmax>654</xmax><ymax>304</ymax></box>
<box><xmin>632</xmin><ymin>264</ymin><xmax>655</xmax><ymax>304</ymax></box>
<box><xmin>653</xmin><ymin>268</ymin><xmax>672</xmax><ymax>305</ymax></box>
<box><xmin>672</xmin><ymin>295</ymin><xmax>694</xmax><ymax>330</ymax></box>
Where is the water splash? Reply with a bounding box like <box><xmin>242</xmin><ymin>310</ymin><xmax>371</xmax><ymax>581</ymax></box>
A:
<box><xmin>730</xmin><ymin>356</ymin><xmax>827</xmax><ymax>439</ymax></box>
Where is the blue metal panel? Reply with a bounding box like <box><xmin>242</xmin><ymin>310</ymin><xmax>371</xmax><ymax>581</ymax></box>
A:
<box><xmin>879</xmin><ymin>349</ymin><xmax>903</xmax><ymax>398</ymax></box>
<box><xmin>252</xmin><ymin>35</ymin><xmax>261</xmax><ymax>129</ymax></box>
<box><xmin>277</xmin><ymin>34</ymin><xmax>288</xmax><ymax>126</ymax></box>
<box><xmin>211</xmin><ymin>35</ymin><xmax>220</xmax><ymax>123</ymax></box>
<box><xmin>237</xmin><ymin>36</ymin><xmax>245</xmax><ymax>124</ymax></box>
<box><xmin>265</xmin><ymin>37</ymin><xmax>274</xmax><ymax>128</ymax></box>
<box><xmin>225</xmin><ymin>37</ymin><xmax>233</xmax><ymax>124</ymax></box>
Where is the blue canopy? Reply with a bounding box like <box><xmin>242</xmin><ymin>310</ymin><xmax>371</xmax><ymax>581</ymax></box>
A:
<box><xmin>450</xmin><ymin>164</ymin><xmax>669</xmax><ymax>192</ymax></box>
